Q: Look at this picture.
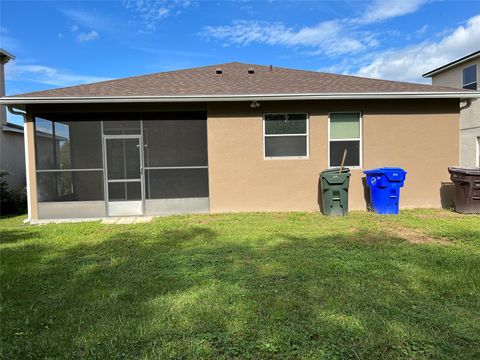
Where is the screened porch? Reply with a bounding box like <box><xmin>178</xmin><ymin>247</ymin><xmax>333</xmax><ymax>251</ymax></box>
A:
<box><xmin>33</xmin><ymin>111</ymin><xmax>209</xmax><ymax>219</ymax></box>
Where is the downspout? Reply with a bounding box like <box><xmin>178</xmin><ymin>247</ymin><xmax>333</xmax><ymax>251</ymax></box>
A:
<box><xmin>7</xmin><ymin>105</ymin><xmax>32</xmax><ymax>223</ymax></box>
<box><xmin>6</xmin><ymin>105</ymin><xmax>25</xmax><ymax>118</ymax></box>
<box><xmin>458</xmin><ymin>99</ymin><xmax>472</xmax><ymax>166</ymax></box>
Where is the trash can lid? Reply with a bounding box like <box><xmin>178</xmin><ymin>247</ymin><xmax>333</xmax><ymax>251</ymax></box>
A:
<box><xmin>321</xmin><ymin>172</ymin><xmax>351</xmax><ymax>184</ymax></box>
<box><xmin>321</xmin><ymin>167</ymin><xmax>350</xmax><ymax>174</ymax></box>
<box><xmin>448</xmin><ymin>167</ymin><xmax>480</xmax><ymax>176</ymax></box>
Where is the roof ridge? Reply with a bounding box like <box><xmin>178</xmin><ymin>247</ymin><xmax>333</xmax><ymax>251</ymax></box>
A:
<box><xmin>219</xmin><ymin>62</ymin><xmax>464</xmax><ymax>91</ymax></box>
<box><xmin>264</xmin><ymin>63</ymin><xmax>463</xmax><ymax>91</ymax></box>
<box><xmin>24</xmin><ymin>62</ymin><xmax>252</xmax><ymax>95</ymax></box>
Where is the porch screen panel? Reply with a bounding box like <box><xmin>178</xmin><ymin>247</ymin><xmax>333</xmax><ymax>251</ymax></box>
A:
<box><xmin>106</xmin><ymin>138</ymin><xmax>141</xmax><ymax>180</ymax></box>
<box><xmin>143</xmin><ymin>118</ymin><xmax>208</xmax><ymax>167</ymax></box>
<box><xmin>34</xmin><ymin>115</ymin><xmax>104</xmax><ymax>202</ymax></box>
<box><xmin>102</xmin><ymin>113</ymin><xmax>141</xmax><ymax>135</ymax></box>
<box><xmin>142</xmin><ymin>113</ymin><xmax>208</xmax><ymax>199</ymax></box>
<box><xmin>37</xmin><ymin>171</ymin><xmax>104</xmax><ymax>202</ymax></box>
<box><xmin>108</xmin><ymin>182</ymin><xmax>142</xmax><ymax>201</ymax></box>
<box><xmin>145</xmin><ymin>169</ymin><xmax>209</xmax><ymax>199</ymax></box>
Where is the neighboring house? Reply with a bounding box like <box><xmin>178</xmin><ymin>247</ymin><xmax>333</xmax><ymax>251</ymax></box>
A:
<box><xmin>0</xmin><ymin>48</ymin><xmax>26</xmax><ymax>191</ymax></box>
<box><xmin>1</xmin><ymin>62</ymin><xmax>479</xmax><ymax>222</ymax></box>
<box><xmin>423</xmin><ymin>50</ymin><xmax>480</xmax><ymax>168</ymax></box>
<box><xmin>0</xmin><ymin>123</ymin><xmax>25</xmax><ymax>190</ymax></box>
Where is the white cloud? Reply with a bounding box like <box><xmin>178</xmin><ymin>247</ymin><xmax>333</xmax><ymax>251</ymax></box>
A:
<box><xmin>5</xmin><ymin>62</ymin><xmax>112</xmax><ymax>87</ymax></box>
<box><xmin>201</xmin><ymin>0</ymin><xmax>428</xmax><ymax>57</ymax></box>
<box><xmin>77</xmin><ymin>30</ymin><xmax>100</xmax><ymax>42</ymax></box>
<box><xmin>123</xmin><ymin>0</ymin><xmax>194</xmax><ymax>32</ymax></box>
<box><xmin>136</xmin><ymin>46</ymin><xmax>210</xmax><ymax>57</ymax></box>
<box><xmin>416</xmin><ymin>24</ymin><xmax>429</xmax><ymax>36</ymax></box>
<box><xmin>62</xmin><ymin>9</ymin><xmax>113</xmax><ymax>32</ymax></box>
<box><xmin>356</xmin><ymin>15</ymin><xmax>480</xmax><ymax>82</ymax></box>
<box><xmin>357</xmin><ymin>0</ymin><xmax>426</xmax><ymax>24</ymax></box>
<box><xmin>318</xmin><ymin>64</ymin><xmax>350</xmax><ymax>74</ymax></box>
<box><xmin>355</xmin><ymin>14</ymin><xmax>480</xmax><ymax>82</ymax></box>
<box><xmin>0</xmin><ymin>26</ymin><xmax>21</xmax><ymax>53</ymax></box>
<box><xmin>203</xmin><ymin>20</ymin><xmax>375</xmax><ymax>56</ymax></box>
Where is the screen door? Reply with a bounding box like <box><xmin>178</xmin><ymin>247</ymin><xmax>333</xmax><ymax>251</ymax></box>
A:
<box><xmin>105</xmin><ymin>136</ymin><xmax>143</xmax><ymax>216</ymax></box>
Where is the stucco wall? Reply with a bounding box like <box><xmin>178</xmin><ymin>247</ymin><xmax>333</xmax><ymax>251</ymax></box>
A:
<box><xmin>0</xmin><ymin>129</ymin><xmax>26</xmax><ymax>190</ymax></box>
<box><xmin>461</xmin><ymin>124</ymin><xmax>480</xmax><ymax>167</ymax></box>
<box><xmin>207</xmin><ymin>99</ymin><xmax>459</xmax><ymax>213</ymax></box>
<box><xmin>431</xmin><ymin>57</ymin><xmax>480</xmax><ymax>167</ymax></box>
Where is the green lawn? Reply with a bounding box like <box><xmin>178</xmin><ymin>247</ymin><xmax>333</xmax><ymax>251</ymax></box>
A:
<box><xmin>1</xmin><ymin>210</ymin><xmax>479</xmax><ymax>359</ymax></box>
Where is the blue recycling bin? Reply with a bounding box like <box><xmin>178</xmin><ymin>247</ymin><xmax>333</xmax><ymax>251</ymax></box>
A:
<box><xmin>363</xmin><ymin>167</ymin><xmax>407</xmax><ymax>214</ymax></box>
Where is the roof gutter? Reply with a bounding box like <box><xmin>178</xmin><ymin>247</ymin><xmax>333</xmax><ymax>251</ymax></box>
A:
<box><xmin>1</xmin><ymin>91</ymin><xmax>479</xmax><ymax>105</ymax></box>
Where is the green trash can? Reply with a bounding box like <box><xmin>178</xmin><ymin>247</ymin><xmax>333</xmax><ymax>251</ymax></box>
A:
<box><xmin>320</xmin><ymin>168</ymin><xmax>351</xmax><ymax>216</ymax></box>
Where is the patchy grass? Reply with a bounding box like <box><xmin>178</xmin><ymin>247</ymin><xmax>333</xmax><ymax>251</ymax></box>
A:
<box><xmin>1</xmin><ymin>209</ymin><xmax>479</xmax><ymax>359</ymax></box>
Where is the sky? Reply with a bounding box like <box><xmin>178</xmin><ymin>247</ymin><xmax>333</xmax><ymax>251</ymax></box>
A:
<box><xmin>1</xmin><ymin>0</ymin><xmax>480</xmax><ymax>125</ymax></box>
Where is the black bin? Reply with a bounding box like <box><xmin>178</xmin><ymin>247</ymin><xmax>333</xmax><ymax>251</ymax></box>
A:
<box><xmin>448</xmin><ymin>167</ymin><xmax>480</xmax><ymax>214</ymax></box>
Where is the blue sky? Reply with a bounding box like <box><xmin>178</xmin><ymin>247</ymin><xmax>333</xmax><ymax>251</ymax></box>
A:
<box><xmin>1</xmin><ymin>0</ymin><xmax>480</xmax><ymax>125</ymax></box>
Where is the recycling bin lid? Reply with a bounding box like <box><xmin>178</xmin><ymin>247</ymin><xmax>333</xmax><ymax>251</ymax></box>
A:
<box><xmin>363</xmin><ymin>167</ymin><xmax>406</xmax><ymax>175</ymax></box>
<box><xmin>448</xmin><ymin>167</ymin><xmax>480</xmax><ymax>176</ymax></box>
<box><xmin>363</xmin><ymin>167</ymin><xmax>406</xmax><ymax>182</ymax></box>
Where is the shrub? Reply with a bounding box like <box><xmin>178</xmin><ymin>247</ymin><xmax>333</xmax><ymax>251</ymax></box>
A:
<box><xmin>0</xmin><ymin>171</ymin><xmax>27</xmax><ymax>216</ymax></box>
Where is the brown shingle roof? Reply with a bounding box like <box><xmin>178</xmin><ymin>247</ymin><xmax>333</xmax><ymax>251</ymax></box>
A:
<box><xmin>10</xmin><ymin>62</ymin><xmax>471</xmax><ymax>98</ymax></box>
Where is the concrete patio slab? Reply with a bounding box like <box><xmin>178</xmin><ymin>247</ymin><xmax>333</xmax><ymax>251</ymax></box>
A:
<box><xmin>29</xmin><ymin>216</ymin><xmax>155</xmax><ymax>225</ymax></box>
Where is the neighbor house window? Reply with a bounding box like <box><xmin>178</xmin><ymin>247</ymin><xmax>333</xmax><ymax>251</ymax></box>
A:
<box><xmin>463</xmin><ymin>65</ymin><xmax>477</xmax><ymax>90</ymax></box>
<box><xmin>264</xmin><ymin>113</ymin><xmax>308</xmax><ymax>158</ymax></box>
<box><xmin>329</xmin><ymin>112</ymin><xmax>362</xmax><ymax>167</ymax></box>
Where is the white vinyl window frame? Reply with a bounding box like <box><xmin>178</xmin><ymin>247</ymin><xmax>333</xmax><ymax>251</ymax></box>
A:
<box><xmin>328</xmin><ymin>111</ymin><xmax>363</xmax><ymax>169</ymax></box>
<box><xmin>263</xmin><ymin>113</ymin><xmax>309</xmax><ymax>160</ymax></box>
<box><xmin>463</xmin><ymin>64</ymin><xmax>477</xmax><ymax>90</ymax></box>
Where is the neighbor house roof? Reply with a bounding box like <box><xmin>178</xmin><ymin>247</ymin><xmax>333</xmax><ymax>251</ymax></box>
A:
<box><xmin>422</xmin><ymin>50</ymin><xmax>480</xmax><ymax>78</ymax></box>
<box><xmin>2</xmin><ymin>62</ymin><xmax>479</xmax><ymax>106</ymax></box>
<box><xmin>0</xmin><ymin>48</ymin><xmax>15</xmax><ymax>64</ymax></box>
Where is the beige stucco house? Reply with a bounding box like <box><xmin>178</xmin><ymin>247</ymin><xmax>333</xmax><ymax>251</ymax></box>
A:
<box><xmin>423</xmin><ymin>50</ymin><xmax>480</xmax><ymax>168</ymax></box>
<box><xmin>1</xmin><ymin>48</ymin><xmax>26</xmax><ymax>191</ymax></box>
<box><xmin>1</xmin><ymin>62</ymin><xmax>479</xmax><ymax>222</ymax></box>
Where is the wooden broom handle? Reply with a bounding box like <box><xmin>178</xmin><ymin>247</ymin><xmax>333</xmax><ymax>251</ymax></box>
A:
<box><xmin>339</xmin><ymin>149</ymin><xmax>347</xmax><ymax>173</ymax></box>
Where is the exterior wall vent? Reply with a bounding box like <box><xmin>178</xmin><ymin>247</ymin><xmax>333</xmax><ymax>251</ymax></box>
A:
<box><xmin>248</xmin><ymin>67</ymin><xmax>255</xmax><ymax>74</ymax></box>
<box><xmin>215</xmin><ymin>68</ymin><xmax>223</xmax><ymax>75</ymax></box>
